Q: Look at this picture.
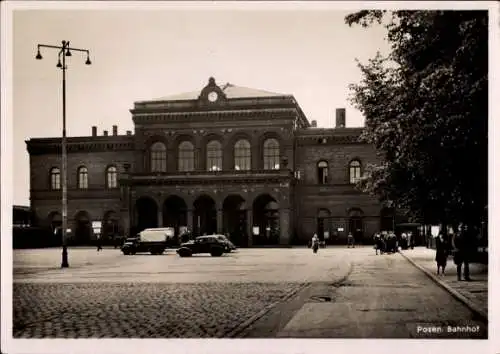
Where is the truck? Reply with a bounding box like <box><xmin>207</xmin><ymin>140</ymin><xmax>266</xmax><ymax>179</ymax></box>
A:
<box><xmin>121</xmin><ymin>228</ymin><xmax>173</xmax><ymax>255</ymax></box>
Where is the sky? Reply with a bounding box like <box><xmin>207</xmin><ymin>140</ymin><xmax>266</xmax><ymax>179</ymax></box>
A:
<box><xmin>11</xmin><ymin>4</ymin><xmax>392</xmax><ymax>206</ymax></box>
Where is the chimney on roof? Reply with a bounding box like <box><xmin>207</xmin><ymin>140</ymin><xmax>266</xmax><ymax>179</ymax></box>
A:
<box><xmin>311</xmin><ymin>120</ymin><xmax>317</xmax><ymax>128</ymax></box>
<box><xmin>92</xmin><ymin>126</ymin><xmax>97</xmax><ymax>137</ymax></box>
<box><xmin>103</xmin><ymin>130</ymin><xmax>108</xmax><ymax>136</ymax></box>
<box><xmin>335</xmin><ymin>108</ymin><xmax>346</xmax><ymax>128</ymax></box>
<box><xmin>112</xmin><ymin>125</ymin><xmax>118</xmax><ymax>136</ymax></box>
<box><xmin>126</xmin><ymin>130</ymin><xmax>132</xmax><ymax>136</ymax></box>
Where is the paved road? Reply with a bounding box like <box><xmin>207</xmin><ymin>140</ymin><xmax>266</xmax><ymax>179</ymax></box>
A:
<box><xmin>12</xmin><ymin>247</ymin><xmax>487</xmax><ymax>338</ymax></box>
<box><xmin>245</xmin><ymin>250</ymin><xmax>487</xmax><ymax>339</ymax></box>
<box><xmin>14</xmin><ymin>247</ymin><xmax>350</xmax><ymax>283</ymax></box>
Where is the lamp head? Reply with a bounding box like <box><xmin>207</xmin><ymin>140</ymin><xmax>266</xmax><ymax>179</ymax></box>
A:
<box><xmin>56</xmin><ymin>59</ymin><xmax>62</xmax><ymax>68</ymax></box>
<box><xmin>85</xmin><ymin>55</ymin><xmax>91</xmax><ymax>65</ymax></box>
<box><xmin>65</xmin><ymin>49</ymin><xmax>72</xmax><ymax>57</ymax></box>
<box><xmin>36</xmin><ymin>50</ymin><xmax>42</xmax><ymax>60</ymax></box>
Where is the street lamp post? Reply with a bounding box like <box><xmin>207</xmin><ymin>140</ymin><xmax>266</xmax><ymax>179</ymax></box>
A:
<box><xmin>35</xmin><ymin>40</ymin><xmax>92</xmax><ymax>268</ymax></box>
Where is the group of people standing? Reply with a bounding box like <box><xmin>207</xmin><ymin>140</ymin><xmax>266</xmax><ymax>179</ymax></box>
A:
<box><xmin>435</xmin><ymin>226</ymin><xmax>473</xmax><ymax>281</ymax></box>
<box><xmin>373</xmin><ymin>231</ymin><xmax>402</xmax><ymax>255</ymax></box>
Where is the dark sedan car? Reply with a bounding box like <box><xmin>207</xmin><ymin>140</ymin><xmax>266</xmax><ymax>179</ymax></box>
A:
<box><xmin>176</xmin><ymin>235</ymin><xmax>228</xmax><ymax>257</ymax></box>
<box><xmin>215</xmin><ymin>234</ymin><xmax>237</xmax><ymax>252</ymax></box>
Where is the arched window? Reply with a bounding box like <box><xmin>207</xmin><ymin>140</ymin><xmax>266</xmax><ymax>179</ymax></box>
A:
<box><xmin>206</xmin><ymin>140</ymin><xmax>222</xmax><ymax>171</ymax></box>
<box><xmin>317</xmin><ymin>161</ymin><xmax>328</xmax><ymax>184</ymax></box>
<box><xmin>178</xmin><ymin>141</ymin><xmax>195</xmax><ymax>172</ymax></box>
<box><xmin>349</xmin><ymin>160</ymin><xmax>361</xmax><ymax>184</ymax></box>
<box><xmin>263</xmin><ymin>138</ymin><xmax>280</xmax><ymax>170</ymax></box>
<box><xmin>77</xmin><ymin>166</ymin><xmax>88</xmax><ymax>189</ymax></box>
<box><xmin>50</xmin><ymin>167</ymin><xmax>61</xmax><ymax>190</ymax></box>
<box><xmin>106</xmin><ymin>166</ymin><xmax>118</xmax><ymax>189</ymax></box>
<box><xmin>234</xmin><ymin>139</ymin><xmax>251</xmax><ymax>171</ymax></box>
<box><xmin>150</xmin><ymin>142</ymin><xmax>167</xmax><ymax>172</ymax></box>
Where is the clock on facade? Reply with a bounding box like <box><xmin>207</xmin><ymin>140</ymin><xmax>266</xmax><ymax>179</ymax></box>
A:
<box><xmin>208</xmin><ymin>91</ymin><xmax>218</xmax><ymax>102</ymax></box>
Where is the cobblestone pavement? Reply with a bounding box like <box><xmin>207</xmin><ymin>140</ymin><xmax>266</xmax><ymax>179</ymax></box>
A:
<box><xmin>13</xmin><ymin>282</ymin><xmax>305</xmax><ymax>338</ymax></box>
<box><xmin>12</xmin><ymin>247</ymin><xmax>351</xmax><ymax>338</ymax></box>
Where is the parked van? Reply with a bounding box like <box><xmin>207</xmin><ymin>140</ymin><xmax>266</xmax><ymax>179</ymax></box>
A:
<box><xmin>121</xmin><ymin>228</ymin><xmax>171</xmax><ymax>255</ymax></box>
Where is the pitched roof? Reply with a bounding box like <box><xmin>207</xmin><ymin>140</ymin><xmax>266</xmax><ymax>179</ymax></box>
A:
<box><xmin>153</xmin><ymin>83</ymin><xmax>287</xmax><ymax>101</ymax></box>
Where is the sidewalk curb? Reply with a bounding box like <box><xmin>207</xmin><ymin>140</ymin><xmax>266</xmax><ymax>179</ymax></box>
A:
<box><xmin>399</xmin><ymin>251</ymin><xmax>488</xmax><ymax>322</ymax></box>
<box><xmin>224</xmin><ymin>282</ymin><xmax>312</xmax><ymax>338</ymax></box>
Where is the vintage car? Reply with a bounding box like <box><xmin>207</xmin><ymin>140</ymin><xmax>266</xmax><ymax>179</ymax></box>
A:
<box><xmin>214</xmin><ymin>234</ymin><xmax>237</xmax><ymax>252</ymax></box>
<box><xmin>176</xmin><ymin>235</ymin><xmax>229</xmax><ymax>257</ymax></box>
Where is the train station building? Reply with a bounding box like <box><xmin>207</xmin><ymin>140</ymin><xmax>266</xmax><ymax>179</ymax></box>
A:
<box><xmin>26</xmin><ymin>77</ymin><xmax>396</xmax><ymax>246</ymax></box>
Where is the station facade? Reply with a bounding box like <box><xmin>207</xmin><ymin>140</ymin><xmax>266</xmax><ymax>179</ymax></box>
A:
<box><xmin>27</xmin><ymin>78</ymin><xmax>395</xmax><ymax>246</ymax></box>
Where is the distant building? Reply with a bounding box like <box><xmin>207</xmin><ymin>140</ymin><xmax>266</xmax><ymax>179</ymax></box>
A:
<box><xmin>26</xmin><ymin>77</ymin><xmax>396</xmax><ymax>246</ymax></box>
<box><xmin>13</xmin><ymin>205</ymin><xmax>31</xmax><ymax>228</ymax></box>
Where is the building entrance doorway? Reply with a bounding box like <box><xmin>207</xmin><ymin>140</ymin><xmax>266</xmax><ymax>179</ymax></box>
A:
<box><xmin>135</xmin><ymin>197</ymin><xmax>158</xmax><ymax>234</ymax></box>
<box><xmin>223</xmin><ymin>195</ymin><xmax>247</xmax><ymax>247</ymax></box>
<box><xmin>193</xmin><ymin>195</ymin><xmax>217</xmax><ymax>236</ymax></box>
<box><xmin>253</xmin><ymin>194</ymin><xmax>279</xmax><ymax>245</ymax></box>
<box><xmin>74</xmin><ymin>211</ymin><xmax>92</xmax><ymax>245</ymax></box>
<box><xmin>348</xmin><ymin>208</ymin><xmax>364</xmax><ymax>243</ymax></box>
<box><xmin>163</xmin><ymin>196</ymin><xmax>188</xmax><ymax>244</ymax></box>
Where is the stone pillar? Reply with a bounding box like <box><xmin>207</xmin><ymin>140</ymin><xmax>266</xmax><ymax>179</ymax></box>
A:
<box><xmin>187</xmin><ymin>209</ymin><xmax>193</xmax><ymax>233</ymax></box>
<box><xmin>157</xmin><ymin>208</ymin><xmax>163</xmax><ymax>228</ymax></box>
<box><xmin>246</xmin><ymin>209</ymin><xmax>253</xmax><ymax>247</ymax></box>
<box><xmin>279</xmin><ymin>208</ymin><xmax>291</xmax><ymax>245</ymax></box>
<box><xmin>167</xmin><ymin>148</ymin><xmax>175</xmax><ymax>173</ymax></box>
<box><xmin>195</xmin><ymin>148</ymin><xmax>202</xmax><ymax>171</ymax></box>
<box><xmin>121</xmin><ymin>210</ymin><xmax>130</xmax><ymax>238</ymax></box>
<box><xmin>120</xmin><ymin>164</ymin><xmax>131</xmax><ymax>237</ymax></box>
<box><xmin>217</xmin><ymin>209</ymin><xmax>223</xmax><ymax>234</ymax></box>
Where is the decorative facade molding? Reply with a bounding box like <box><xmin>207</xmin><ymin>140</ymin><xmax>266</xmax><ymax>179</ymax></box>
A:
<box><xmin>296</xmin><ymin>135</ymin><xmax>364</xmax><ymax>145</ymax></box>
<box><xmin>27</xmin><ymin>139</ymin><xmax>135</xmax><ymax>155</ymax></box>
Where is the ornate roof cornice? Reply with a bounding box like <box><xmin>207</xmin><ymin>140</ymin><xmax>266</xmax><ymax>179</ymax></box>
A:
<box><xmin>132</xmin><ymin>108</ymin><xmax>298</xmax><ymax>125</ymax></box>
<box><xmin>132</xmin><ymin>96</ymin><xmax>296</xmax><ymax>112</ymax></box>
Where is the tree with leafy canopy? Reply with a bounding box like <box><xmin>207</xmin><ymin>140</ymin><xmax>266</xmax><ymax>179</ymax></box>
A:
<box><xmin>345</xmin><ymin>10</ymin><xmax>487</xmax><ymax>231</ymax></box>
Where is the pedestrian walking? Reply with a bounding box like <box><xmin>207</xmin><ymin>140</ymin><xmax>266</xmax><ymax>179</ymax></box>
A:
<box><xmin>387</xmin><ymin>232</ymin><xmax>397</xmax><ymax>253</ymax></box>
<box><xmin>452</xmin><ymin>226</ymin><xmax>472</xmax><ymax>281</ymax></box>
<box><xmin>374</xmin><ymin>233</ymin><xmax>385</xmax><ymax>255</ymax></box>
<box><xmin>401</xmin><ymin>233</ymin><xmax>408</xmax><ymax>250</ymax></box>
<box><xmin>113</xmin><ymin>234</ymin><xmax>120</xmax><ymax>249</ymax></box>
<box><xmin>435</xmin><ymin>233</ymin><xmax>449</xmax><ymax>275</ymax></box>
<box><xmin>311</xmin><ymin>233</ymin><xmax>320</xmax><ymax>254</ymax></box>
<box><xmin>408</xmin><ymin>232</ymin><xmax>414</xmax><ymax>249</ymax></box>
<box><xmin>96</xmin><ymin>234</ymin><xmax>103</xmax><ymax>252</ymax></box>
<box><xmin>347</xmin><ymin>232</ymin><xmax>355</xmax><ymax>248</ymax></box>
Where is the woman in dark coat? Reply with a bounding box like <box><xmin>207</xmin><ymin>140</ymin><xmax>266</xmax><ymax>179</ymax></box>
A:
<box><xmin>435</xmin><ymin>233</ymin><xmax>448</xmax><ymax>275</ymax></box>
